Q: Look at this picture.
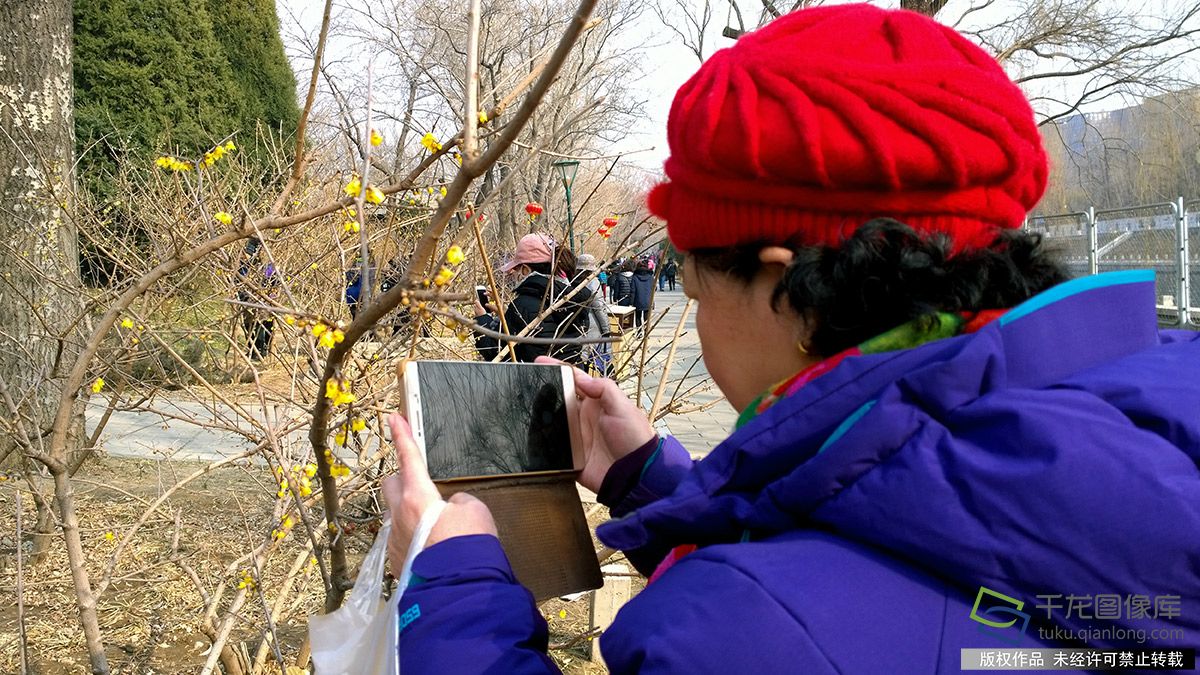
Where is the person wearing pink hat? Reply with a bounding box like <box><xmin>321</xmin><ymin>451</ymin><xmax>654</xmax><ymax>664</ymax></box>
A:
<box><xmin>473</xmin><ymin>233</ymin><xmax>597</xmax><ymax>363</ymax></box>
<box><xmin>386</xmin><ymin>5</ymin><xmax>1200</xmax><ymax>672</ymax></box>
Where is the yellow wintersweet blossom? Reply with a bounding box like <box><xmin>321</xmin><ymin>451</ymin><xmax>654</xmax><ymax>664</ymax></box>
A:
<box><xmin>104</xmin><ymin>532</ymin><xmax>115</xmax><ymax>542</ymax></box>
<box><xmin>155</xmin><ymin>156</ymin><xmax>192</xmax><ymax>172</ymax></box>
<box><xmin>344</xmin><ymin>221</ymin><xmax>360</xmax><ymax>234</ymax></box>
<box><xmin>421</xmin><ymin>132</ymin><xmax>442</xmax><ymax>153</ymax></box>
<box><xmin>311</xmin><ymin>323</ymin><xmax>328</xmax><ymax>338</ymax></box>
<box><xmin>334</xmin><ymin>430</ymin><xmax>346</xmax><ymax>446</ymax></box>
<box><xmin>433</xmin><ymin>266</ymin><xmax>455</xmax><ymax>287</ymax></box>
<box><xmin>325</xmin><ymin>378</ymin><xmax>357</xmax><ymax>406</ymax></box>
<box><xmin>120</xmin><ymin>318</ymin><xmax>134</xmax><ymax>329</ymax></box>
<box><xmin>344</xmin><ymin>176</ymin><xmax>362</xmax><ymax>197</ymax></box>
<box><xmin>238</xmin><ymin>570</ymin><xmax>256</xmax><ymax>589</ymax></box>
<box><xmin>304</xmin><ymin>463</ymin><xmax>318</xmax><ymax>478</ymax></box>
<box><xmin>281</xmin><ymin>514</ymin><xmax>295</xmax><ymax>529</ymax></box>
<box><xmin>214</xmin><ymin>211</ymin><xmax>233</xmax><ymax>226</ymax></box>
<box><xmin>446</xmin><ymin>245</ymin><xmax>465</xmax><ymax>265</ymax></box>
<box><xmin>370</xmin><ymin>129</ymin><xmax>383</xmax><ymax>146</ymax></box>
<box><xmin>318</xmin><ymin>328</ymin><xmax>344</xmax><ymax>349</ymax></box>
<box><xmin>351</xmin><ymin>418</ymin><xmax>366</xmax><ymax>432</ymax></box>
<box><xmin>364</xmin><ymin>187</ymin><xmax>384</xmax><ymax>205</ymax></box>
<box><xmin>478</xmin><ymin>111</ymin><xmax>488</xmax><ymax>124</ymax></box>
<box><xmin>91</xmin><ymin>378</ymin><xmax>105</xmax><ymax>394</ymax></box>
<box><xmin>439</xmin><ymin>186</ymin><xmax>448</xmax><ymax>198</ymax></box>
<box><xmin>331</xmin><ymin>464</ymin><xmax>351</xmax><ymax>478</ymax></box>
<box><xmin>224</xmin><ymin>141</ymin><xmax>236</xmax><ymax>152</ymax></box>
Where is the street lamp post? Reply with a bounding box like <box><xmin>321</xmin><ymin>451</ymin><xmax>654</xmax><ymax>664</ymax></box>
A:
<box><xmin>552</xmin><ymin>159</ymin><xmax>580</xmax><ymax>252</ymax></box>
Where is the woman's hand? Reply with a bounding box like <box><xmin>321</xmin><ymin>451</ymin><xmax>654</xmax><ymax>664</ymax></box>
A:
<box><xmin>535</xmin><ymin>357</ymin><xmax>656</xmax><ymax>493</ymax></box>
<box><xmin>381</xmin><ymin>413</ymin><xmax>498</xmax><ymax>574</ymax></box>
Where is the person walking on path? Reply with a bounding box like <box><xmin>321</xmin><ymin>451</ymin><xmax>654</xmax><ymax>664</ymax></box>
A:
<box><xmin>663</xmin><ymin>258</ymin><xmax>677</xmax><ymax>291</ymax></box>
<box><xmin>382</xmin><ymin>5</ymin><xmax>1200</xmax><ymax>673</ymax></box>
<box><xmin>236</xmin><ymin>238</ymin><xmax>279</xmax><ymax>361</ymax></box>
<box><xmin>473</xmin><ymin>234</ymin><xmax>594</xmax><ymax>364</ymax></box>
<box><xmin>612</xmin><ymin>261</ymin><xmax>635</xmax><ymax>307</ymax></box>
<box><xmin>630</xmin><ymin>260</ymin><xmax>654</xmax><ymax>328</ymax></box>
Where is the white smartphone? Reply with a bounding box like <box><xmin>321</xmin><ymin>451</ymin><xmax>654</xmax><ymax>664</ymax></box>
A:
<box><xmin>400</xmin><ymin>360</ymin><xmax>582</xmax><ymax>482</ymax></box>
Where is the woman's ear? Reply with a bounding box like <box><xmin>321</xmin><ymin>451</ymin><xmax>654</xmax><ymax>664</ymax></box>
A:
<box><xmin>758</xmin><ymin>246</ymin><xmax>795</xmax><ymax>267</ymax></box>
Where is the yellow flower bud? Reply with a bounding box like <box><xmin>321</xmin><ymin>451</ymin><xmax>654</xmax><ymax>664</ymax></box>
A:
<box><xmin>370</xmin><ymin>129</ymin><xmax>383</xmax><ymax>146</ymax></box>
<box><xmin>120</xmin><ymin>318</ymin><xmax>134</xmax><ymax>329</ymax></box>
<box><xmin>214</xmin><ymin>212</ymin><xmax>233</xmax><ymax>226</ymax></box>
<box><xmin>91</xmin><ymin>378</ymin><xmax>105</xmax><ymax>394</ymax></box>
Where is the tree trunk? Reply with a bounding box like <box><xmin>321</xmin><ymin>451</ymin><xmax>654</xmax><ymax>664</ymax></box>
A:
<box><xmin>900</xmin><ymin>0</ymin><xmax>948</xmax><ymax>16</ymax></box>
<box><xmin>1</xmin><ymin>2</ymin><xmax>105</xmax><ymax>673</ymax></box>
<box><xmin>0</xmin><ymin>0</ymin><xmax>84</xmax><ymax>464</ymax></box>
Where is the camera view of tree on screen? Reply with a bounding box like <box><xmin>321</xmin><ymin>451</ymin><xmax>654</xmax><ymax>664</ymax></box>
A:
<box><xmin>419</xmin><ymin>363</ymin><xmax>571</xmax><ymax>480</ymax></box>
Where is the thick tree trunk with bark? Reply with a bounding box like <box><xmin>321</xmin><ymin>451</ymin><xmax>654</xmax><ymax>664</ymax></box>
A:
<box><xmin>1</xmin><ymin>2</ymin><xmax>106</xmax><ymax>674</ymax></box>
<box><xmin>900</xmin><ymin>0</ymin><xmax>948</xmax><ymax>16</ymax></box>
<box><xmin>0</xmin><ymin>0</ymin><xmax>83</xmax><ymax>464</ymax></box>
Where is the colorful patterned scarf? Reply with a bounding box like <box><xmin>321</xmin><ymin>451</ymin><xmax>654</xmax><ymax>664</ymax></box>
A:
<box><xmin>735</xmin><ymin>309</ymin><xmax>1006</xmax><ymax>430</ymax></box>
<box><xmin>649</xmin><ymin>309</ymin><xmax>1006</xmax><ymax>585</ymax></box>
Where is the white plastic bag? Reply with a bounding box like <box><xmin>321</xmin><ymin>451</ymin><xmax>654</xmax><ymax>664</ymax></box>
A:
<box><xmin>309</xmin><ymin>501</ymin><xmax>446</xmax><ymax>675</ymax></box>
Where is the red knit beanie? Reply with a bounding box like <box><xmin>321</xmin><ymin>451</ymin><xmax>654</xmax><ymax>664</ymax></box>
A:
<box><xmin>648</xmin><ymin>3</ymin><xmax>1047</xmax><ymax>253</ymax></box>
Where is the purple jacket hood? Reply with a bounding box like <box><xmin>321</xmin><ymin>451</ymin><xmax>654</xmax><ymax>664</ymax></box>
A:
<box><xmin>599</xmin><ymin>270</ymin><xmax>1200</xmax><ymax>643</ymax></box>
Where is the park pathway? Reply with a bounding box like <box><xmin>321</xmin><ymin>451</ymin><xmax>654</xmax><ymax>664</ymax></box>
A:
<box><xmin>86</xmin><ymin>285</ymin><xmax>738</xmax><ymax>464</ymax></box>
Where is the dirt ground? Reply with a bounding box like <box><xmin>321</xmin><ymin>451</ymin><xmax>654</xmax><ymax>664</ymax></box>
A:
<box><xmin>0</xmin><ymin>456</ymin><xmax>642</xmax><ymax>674</ymax></box>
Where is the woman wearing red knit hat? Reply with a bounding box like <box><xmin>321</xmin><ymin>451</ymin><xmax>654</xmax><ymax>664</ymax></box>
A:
<box><xmin>383</xmin><ymin>4</ymin><xmax>1200</xmax><ymax>672</ymax></box>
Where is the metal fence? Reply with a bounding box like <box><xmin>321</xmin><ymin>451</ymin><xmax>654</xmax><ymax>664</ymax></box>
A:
<box><xmin>1026</xmin><ymin>197</ymin><xmax>1197</xmax><ymax>329</ymax></box>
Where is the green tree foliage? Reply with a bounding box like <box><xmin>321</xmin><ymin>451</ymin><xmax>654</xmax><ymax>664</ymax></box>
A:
<box><xmin>75</xmin><ymin>0</ymin><xmax>238</xmax><ymax>193</ymax></box>
<box><xmin>73</xmin><ymin>0</ymin><xmax>299</xmax><ymax>283</ymax></box>
<box><xmin>204</xmin><ymin>0</ymin><xmax>300</xmax><ymax>143</ymax></box>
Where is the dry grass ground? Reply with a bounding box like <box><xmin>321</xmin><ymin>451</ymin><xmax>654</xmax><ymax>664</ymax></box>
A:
<box><xmin>0</xmin><ymin>457</ymin><xmax>642</xmax><ymax>673</ymax></box>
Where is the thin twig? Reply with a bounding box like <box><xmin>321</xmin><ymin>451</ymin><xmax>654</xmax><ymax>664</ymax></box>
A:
<box><xmin>16</xmin><ymin>490</ymin><xmax>29</xmax><ymax>675</ymax></box>
<box><xmin>649</xmin><ymin>299</ymin><xmax>694</xmax><ymax>420</ymax></box>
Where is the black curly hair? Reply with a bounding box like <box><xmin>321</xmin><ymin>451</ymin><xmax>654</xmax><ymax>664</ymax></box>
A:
<box><xmin>688</xmin><ymin>218</ymin><xmax>1071</xmax><ymax>357</ymax></box>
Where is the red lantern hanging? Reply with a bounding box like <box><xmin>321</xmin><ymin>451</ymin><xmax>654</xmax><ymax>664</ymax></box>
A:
<box><xmin>597</xmin><ymin>226</ymin><xmax>608</xmax><ymax>236</ymax></box>
<box><xmin>603</xmin><ymin>216</ymin><xmax>618</xmax><ymax>228</ymax></box>
<box><xmin>525</xmin><ymin>202</ymin><xmax>543</xmax><ymax>218</ymax></box>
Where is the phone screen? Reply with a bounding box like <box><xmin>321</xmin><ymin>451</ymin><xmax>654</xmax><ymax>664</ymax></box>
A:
<box><xmin>410</xmin><ymin>362</ymin><xmax>574</xmax><ymax>480</ymax></box>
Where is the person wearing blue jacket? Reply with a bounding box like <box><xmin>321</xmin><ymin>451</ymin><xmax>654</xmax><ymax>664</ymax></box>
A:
<box><xmin>378</xmin><ymin>5</ymin><xmax>1200</xmax><ymax>673</ymax></box>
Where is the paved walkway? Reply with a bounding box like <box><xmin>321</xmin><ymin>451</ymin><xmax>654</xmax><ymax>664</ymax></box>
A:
<box><xmin>87</xmin><ymin>286</ymin><xmax>736</xmax><ymax>465</ymax></box>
